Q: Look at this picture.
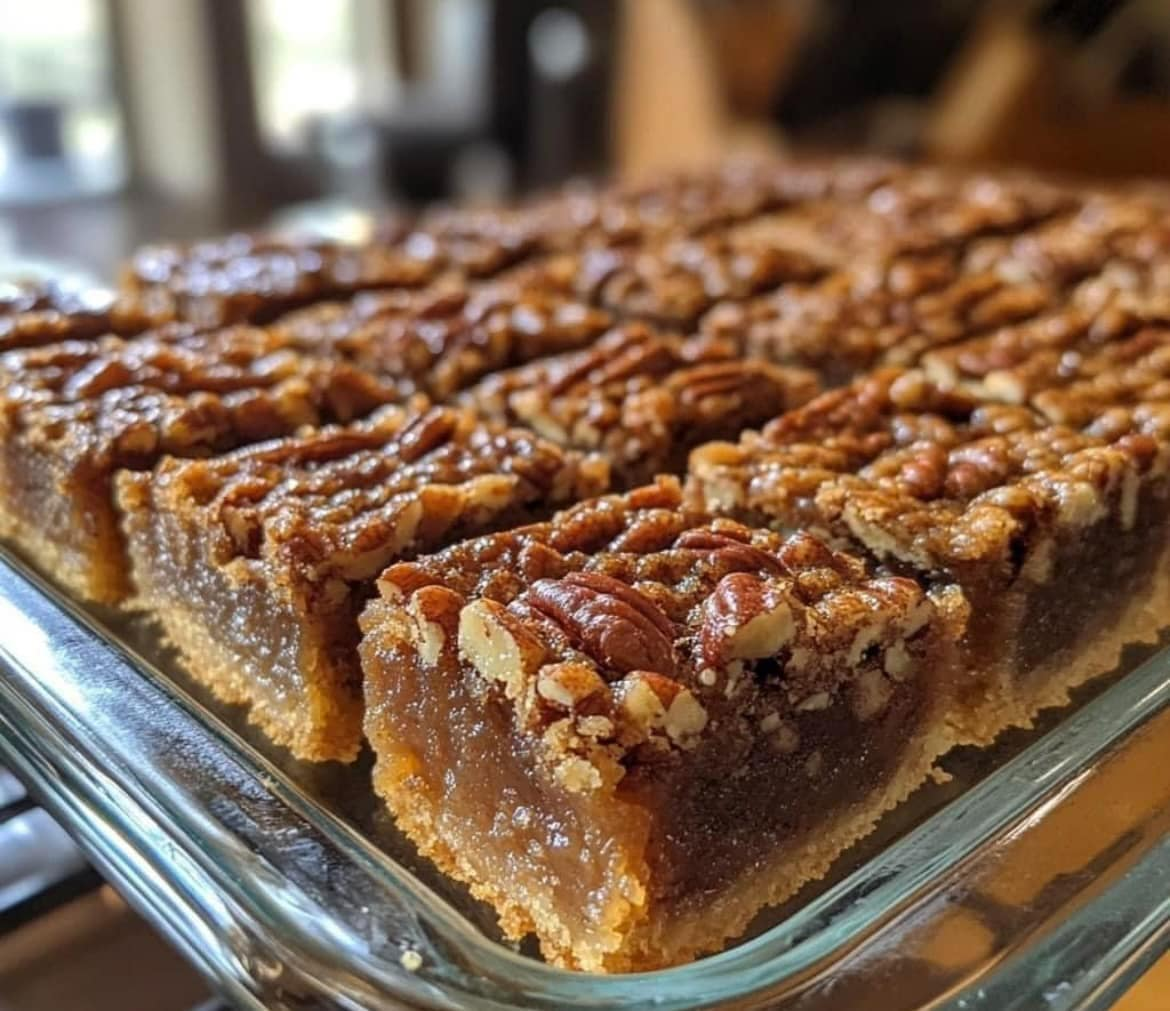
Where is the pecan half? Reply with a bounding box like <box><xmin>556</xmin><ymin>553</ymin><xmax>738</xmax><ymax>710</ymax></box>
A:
<box><xmin>398</xmin><ymin>407</ymin><xmax>457</xmax><ymax>462</ymax></box>
<box><xmin>675</xmin><ymin>528</ymin><xmax>783</xmax><ymax>574</ymax></box>
<box><xmin>676</xmin><ymin>362</ymin><xmax>757</xmax><ymax>404</ymax></box>
<box><xmin>408</xmin><ymin>585</ymin><xmax>462</xmax><ymax>666</ymax></box>
<box><xmin>699</xmin><ymin>572</ymin><xmax>795</xmax><ymax>669</ymax></box>
<box><xmin>776</xmin><ymin>530</ymin><xmax>848</xmax><ymax>574</ymax></box>
<box><xmin>525</xmin><ymin>571</ymin><xmax>677</xmax><ymax>678</ymax></box>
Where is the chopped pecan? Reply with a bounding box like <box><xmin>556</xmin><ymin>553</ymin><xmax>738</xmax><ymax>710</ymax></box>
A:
<box><xmin>536</xmin><ymin>661</ymin><xmax>609</xmax><ymax>711</ymax></box>
<box><xmin>458</xmin><ymin>598</ymin><xmax>549</xmax><ymax>698</ymax></box>
<box><xmin>407</xmin><ymin>585</ymin><xmax>462</xmax><ymax>666</ymax></box>
<box><xmin>614</xmin><ymin>670</ymin><xmax>708</xmax><ymax>748</ymax></box>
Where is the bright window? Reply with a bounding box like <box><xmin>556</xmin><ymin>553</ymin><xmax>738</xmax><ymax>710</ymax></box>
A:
<box><xmin>0</xmin><ymin>0</ymin><xmax>124</xmax><ymax>199</ymax></box>
<box><xmin>248</xmin><ymin>0</ymin><xmax>362</xmax><ymax>146</ymax></box>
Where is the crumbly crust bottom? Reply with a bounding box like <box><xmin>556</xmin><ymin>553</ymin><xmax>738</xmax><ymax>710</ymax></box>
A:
<box><xmin>0</xmin><ymin>502</ymin><xmax>124</xmax><ymax>605</ymax></box>
<box><xmin>371</xmin><ymin>719</ymin><xmax>954</xmax><ymax>971</ymax></box>
<box><xmin>951</xmin><ymin>558</ymin><xmax>1170</xmax><ymax>747</ymax></box>
<box><xmin>139</xmin><ymin>596</ymin><xmax>363</xmax><ymax>763</ymax></box>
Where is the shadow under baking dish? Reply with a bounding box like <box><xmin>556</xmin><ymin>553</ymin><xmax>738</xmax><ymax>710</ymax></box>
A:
<box><xmin>2</xmin><ymin>544</ymin><xmax>1170</xmax><ymax>1010</ymax></box>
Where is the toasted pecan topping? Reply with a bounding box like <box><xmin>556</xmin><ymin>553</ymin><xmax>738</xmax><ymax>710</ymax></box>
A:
<box><xmin>368</xmin><ymin>473</ymin><xmax>945</xmax><ymax>789</ymax></box>
<box><xmin>274</xmin><ymin>280</ymin><xmax>615</xmax><ymax>399</ymax></box>
<box><xmin>131</xmin><ymin>402</ymin><xmax>609</xmax><ymax>592</ymax></box>
<box><xmin>688</xmin><ymin>357</ymin><xmax>1170</xmax><ymax>584</ymax></box>
<box><xmin>121</xmin><ymin>233</ymin><xmax>447</xmax><ymax>326</ymax></box>
<box><xmin>460</xmin><ymin>325</ymin><xmax>818</xmax><ymax>487</ymax></box>
<box><xmin>0</xmin><ymin>279</ymin><xmax>163</xmax><ymax>351</ymax></box>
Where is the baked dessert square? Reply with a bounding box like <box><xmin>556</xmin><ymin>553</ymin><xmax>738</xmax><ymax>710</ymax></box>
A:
<box><xmin>700</xmin><ymin>180</ymin><xmax>1127</xmax><ymax>382</ymax></box>
<box><xmin>117</xmin><ymin>404</ymin><xmax>609</xmax><ymax>762</ymax></box>
<box><xmin>120</xmin><ymin>232</ymin><xmax>448</xmax><ymax>327</ymax></box>
<box><xmin>567</xmin><ymin>220</ymin><xmax>829</xmax><ymax>328</ymax></box>
<box><xmin>272</xmin><ymin>279</ymin><xmax>614</xmax><ymax>398</ymax></box>
<box><xmin>460</xmin><ymin>324</ymin><xmax>820</xmax><ymax>487</ymax></box>
<box><xmin>920</xmin><ymin>300</ymin><xmax>1170</xmax><ymax>405</ymax></box>
<box><xmin>0</xmin><ymin>327</ymin><xmax>395</xmax><ymax>604</ymax></box>
<box><xmin>359</xmin><ymin>477</ymin><xmax>962</xmax><ymax>970</ymax></box>
<box><xmin>0</xmin><ymin>278</ymin><xmax>164</xmax><ymax>351</ymax></box>
<box><xmin>702</xmin><ymin>246</ymin><xmax>1060</xmax><ymax>384</ymax></box>
<box><xmin>687</xmin><ymin>369</ymin><xmax>1170</xmax><ymax>742</ymax></box>
<box><xmin>421</xmin><ymin>154</ymin><xmax>902</xmax><ymax>255</ymax></box>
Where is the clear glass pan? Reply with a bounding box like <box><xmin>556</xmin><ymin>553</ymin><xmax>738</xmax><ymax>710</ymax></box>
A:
<box><xmin>2</xmin><ymin>546</ymin><xmax>1170</xmax><ymax>1010</ymax></box>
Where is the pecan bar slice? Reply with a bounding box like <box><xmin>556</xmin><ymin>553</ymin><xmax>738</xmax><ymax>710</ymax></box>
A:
<box><xmin>120</xmin><ymin>232</ymin><xmax>448</xmax><ymax>327</ymax></box>
<box><xmin>702</xmin><ymin>183</ymin><xmax>1140</xmax><ymax>381</ymax></box>
<box><xmin>273</xmin><ymin>279</ymin><xmax>614</xmax><ymax>398</ymax></box>
<box><xmin>117</xmin><ymin>404</ymin><xmax>609</xmax><ymax>762</ymax></box>
<box><xmin>421</xmin><ymin>155</ymin><xmax>901</xmax><ymax>254</ymax></box>
<box><xmin>702</xmin><ymin>249</ymin><xmax>1053</xmax><ymax>383</ymax></box>
<box><xmin>0</xmin><ymin>327</ymin><xmax>395</xmax><ymax>604</ymax></box>
<box><xmin>568</xmin><ymin>220</ymin><xmax>829</xmax><ymax>328</ymax></box>
<box><xmin>921</xmin><ymin>299</ymin><xmax>1170</xmax><ymax>404</ymax></box>
<box><xmin>359</xmin><ymin>478</ymin><xmax>961</xmax><ymax>970</ymax></box>
<box><xmin>920</xmin><ymin>320</ymin><xmax>1170</xmax><ymax>455</ymax></box>
<box><xmin>688</xmin><ymin>370</ymin><xmax>1170</xmax><ymax>742</ymax></box>
<box><xmin>460</xmin><ymin>324</ymin><xmax>820</xmax><ymax>487</ymax></box>
<box><xmin>0</xmin><ymin>279</ymin><xmax>164</xmax><ymax>351</ymax></box>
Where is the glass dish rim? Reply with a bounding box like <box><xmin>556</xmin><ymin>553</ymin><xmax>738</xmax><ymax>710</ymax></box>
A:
<box><xmin>2</xmin><ymin>547</ymin><xmax>1170</xmax><ymax>1009</ymax></box>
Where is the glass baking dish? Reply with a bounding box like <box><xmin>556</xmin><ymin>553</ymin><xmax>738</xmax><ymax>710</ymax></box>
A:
<box><xmin>2</xmin><ymin>542</ymin><xmax>1170</xmax><ymax>1011</ymax></box>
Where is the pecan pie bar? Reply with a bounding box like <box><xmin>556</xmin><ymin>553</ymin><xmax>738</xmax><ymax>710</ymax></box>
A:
<box><xmin>359</xmin><ymin>477</ymin><xmax>961</xmax><ymax>969</ymax></box>
<box><xmin>273</xmin><ymin>280</ymin><xmax>614</xmax><ymax>398</ymax></box>
<box><xmin>121</xmin><ymin>232</ymin><xmax>448</xmax><ymax>327</ymax></box>
<box><xmin>700</xmin><ymin>180</ymin><xmax>1122</xmax><ymax>382</ymax></box>
<box><xmin>703</xmin><ymin>247</ymin><xmax>1060</xmax><ymax>383</ymax></box>
<box><xmin>0</xmin><ymin>279</ymin><xmax>163</xmax><ymax>351</ymax></box>
<box><xmin>920</xmin><ymin>299</ymin><xmax>1170</xmax><ymax>404</ymax></box>
<box><xmin>688</xmin><ymin>369</ymin><xmax>1170</xmax><ymax>742</ymax></box>
<box><xmin>567</xmin><ymin>220</ymin><xmax>829</xmax><ymax>328</ymax></box>
<box><xmin>421</xmin><ymin>155</ymin><xmax>902</xmax><ymax>254</ymax></box>
<box><xmin>961</xmin><ymin>189</ymin><xmax>1170</xmax><ymax>289</ymax></box>
<box><xmin>460</xmin><ymin>324</ymin><xmax>820</xmax><ymax>487</ymax></box>
<box><xmin>117</xmin><ymin>404</ymin><xmax>609</xmax><ymax>761</ymax></box>
<box><xmin>0</xmin><ymin>327</ymin><xmax>395</xmax><ymax>604</ymax></box>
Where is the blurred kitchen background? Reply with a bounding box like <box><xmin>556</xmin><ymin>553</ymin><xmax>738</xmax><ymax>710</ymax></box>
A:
<box><xmin>5</xmin><ymin>2</ymin><xmax>1170</xmax><ymax>1008</ymax></box>
<box><xmin>3</xmin><ymin>0</ymin><xmax>1170</xmax><ymax>282</ymax></box>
